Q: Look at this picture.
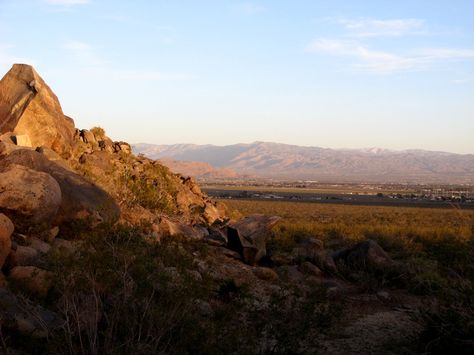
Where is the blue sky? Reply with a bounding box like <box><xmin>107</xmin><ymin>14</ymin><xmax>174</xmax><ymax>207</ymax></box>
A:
<box><xmin>0</xmin><ymin>0</ymin><xmax>473</xmax><ymax>153</ymax></box>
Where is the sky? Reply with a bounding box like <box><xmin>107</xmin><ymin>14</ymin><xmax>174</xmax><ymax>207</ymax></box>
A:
<box><xmin>0</xmin><ymin>0</ymin><xmax>473</xmax><ymax>154</ymax></box>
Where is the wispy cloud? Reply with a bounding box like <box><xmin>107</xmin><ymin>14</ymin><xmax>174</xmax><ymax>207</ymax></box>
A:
<box><xmin>334</xmin><ymin>17</ymin><xmax>426</xmax><ymax>37</ymax></box>
<box><xmin>63</xmin><ymin>40</ymin><xmax>190</xmax><ymax>81</ymax></box>
<box><xmin>235</xmin><ymin>2</ymin><xmax>265</xmax><ymax>15</ymax></box>
<box><xmin>64</xmin><ymin>40</ymin><xmax>105</xmax><ymax>67</ymax></box>
<box><xmin>307</xmin><ymin>17</ymin><xmax>474</xmax><ymax>74</ymax></box>
<box><xmin>43</xmin><ymin>0</ymin><xmax>90</xmax><ymax>5</ymax></box>
<box><xmin>452</xmin><ymin>78</ymin><xmax>470</xmax><ymax>84</ymax></box>
<box><xmin>306</xmin><ymin>38</ymin><xmax>474</xmax><ymax>74</ymax></box>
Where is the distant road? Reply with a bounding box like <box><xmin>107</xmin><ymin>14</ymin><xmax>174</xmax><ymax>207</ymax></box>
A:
<box><xmin>203</xmin><ymin>188</ymin><xmax>474</xmax><ymax>210</ymax></box>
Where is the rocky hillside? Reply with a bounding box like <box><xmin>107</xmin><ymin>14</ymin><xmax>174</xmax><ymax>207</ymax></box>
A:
<box><xmin>134</xmin><ymin>141</ymin><xmax>474</xmax><ymax>184</ymax></box>
<box><xmin>0</xmin><ymin>64</ymin><xmax>470</xmax><ymax>354</ymax></box>
<box><xmin>158</xmin><ymin>158</ymin><xmax>241</xmax><ymax>181</ymax></box>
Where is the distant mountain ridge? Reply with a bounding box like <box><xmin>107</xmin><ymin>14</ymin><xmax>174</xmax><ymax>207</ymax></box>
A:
<box><xmin>133</xmin><ymin>142</ymin><xmax>474</xmax><ymax>183</ymax></box>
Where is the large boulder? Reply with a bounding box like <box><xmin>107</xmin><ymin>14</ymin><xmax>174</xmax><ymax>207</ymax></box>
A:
<box><xmin>0</xmin><ymin>164</ymin><xmax>62</xmax><ymax>230</ymax></box>
<box><xmin>227</xmin><ymin>214</ymin><xmax>281</xmax><ymax>265</ymax></box>
<box><xmin>0</xmin><ymin>149</ymin><xmax>120</xmax><ymax>228</ymax></box>
<box><xmin>332</xmin><ymin>240</ymin><xmax>395</xmax><ymax>271</ymax></box>
<box><xmin>0</xmin><ymin>64</ymin><xmax>76</xmax><ymax>158</ymax></box>
<box><xmin>0</xmin><ymin>213</ymin><xmax>13</xmax><ymax>268</ymax></box>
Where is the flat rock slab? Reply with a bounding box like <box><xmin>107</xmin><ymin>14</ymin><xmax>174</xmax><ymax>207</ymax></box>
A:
<box><xmin>227</xmin><ymin>214</ymin><xmax>281</xmax><ymax>265</ymax></box>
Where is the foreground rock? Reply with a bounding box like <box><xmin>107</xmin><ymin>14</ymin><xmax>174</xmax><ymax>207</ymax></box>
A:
<box><xmin>0</xmin><ymin>213</ymin><xmax>13</xmax><ymax>268</ymax></box>
<box><xmin>332</xmin><ymin>240</ymin><xmax>394</xmax><ymax>271</ymax></box>
<box><xmin>0</xmin><ymin>164</ymin><xmax>61</xmax><ymax>229</ymax></box>
<box><xmin>227</xmin><ymin>214</ymin><xmax>281</xmax><ymax>265</ymax></box>
<box><xmin>0</xmin><ymin>64</ymin><xmax>76</xmax><ymax>158</ymax></box>
<box><xmin>0</xmin><ymin>149</ymin><xmax>119</xmax><ymax>228</ymax></box>
<box><xmin>9</xmin><ymin>266</ymin><xmax>53</xmax><ymax>297</ymax></box>
<box><xmin>0</xmin><ymin>287</ymin><xmax>61</xmax><ymax>338</ymax></box>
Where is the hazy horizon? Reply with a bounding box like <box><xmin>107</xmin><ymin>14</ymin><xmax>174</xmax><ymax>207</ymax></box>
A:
<box><xmin>133</xmin><ymin>141</ymin><xmax>474</xmax><ymax>156</ymax></box>
<box><xmin>1</xmin><ymin>0</ymin><xmax>473</xmax><ymax>154</ymax></box>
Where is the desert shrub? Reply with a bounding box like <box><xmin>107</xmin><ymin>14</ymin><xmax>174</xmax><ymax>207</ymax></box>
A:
<box><xmin>90</xmin><ymin>126</ymin><xmax>105</xmax><ymax>138</ymax></box>
<box><xmin>417</xmin><ymin>303</ymin><xmax>474</xmax><ymax>354</ymax></box>
<box><xmin>121</xmin><ymin>163</ymin><xmax>179</xmax><ymax>214</ymax></box>
<box><xmin>41</xmin><ymin>224</ymin><xmax>342</xmax><ymax>354</ymax></box>
<box><xmin>46</xmin><ymin>224</ymin><xmax>212</xmax><ymax>354</ymax></box>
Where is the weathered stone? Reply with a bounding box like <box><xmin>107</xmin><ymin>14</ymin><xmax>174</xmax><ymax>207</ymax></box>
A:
<box><xmin>29</xmin><ymin>237</ymin><xmax>51</xmax><ymax>254</ymax></box>
<box><xmin>8</xmin><ymin>245</ymin><xmax>39</xmax><ymax>267</ymax></box>
<box><xmin>0</xmin><ymin>64</ymin><xmax>76</xmax><ymax>158</ymax></box>
<box><xmin>298</xmin><ymin>261</ymin><xmax>323</xmax><ymax>277</ymax></box>
<box><xmin>47</xmin><ymin>226</ymin><xmax>60</xmax><ymax>242</ymax></box>
<box><xmin>51</xmin><ymin>238</ymin><xmax>77</xmax><ymax>256</ymax></box>
<box><xmin>332</xmin><ymin>240</ymin><xmax>394</xmax><ymax>271</ymax></box>
<box><xmin>204</xmin><ymin>227</ymin><xmax>228</xmax><ymax>246</ymax></box>
<box><xmin>276</xmin><ymin>265</ymin><xmax>304</xmax><ymax>282</ymax></box>
<box><xmin>0</xmin><ymin>288</ymin><xmax>61</xmax><ymax>338</ymax></box>
<box><xmin>0</xmin><ymin>149</ymin><xmax>120</xmax><ymax>228</ymax></box>
<box><xmin>13</xmin><ymin>134</ymin><xmax>32</xmax><ymax>147</ymax></box>
<box><xmin>253</xmin><ymin>267</ymin><xmax>279</xmax><ymax>281</ymax></box>
<box><xmin>292</xmin><ymin>238</ymin><xmax>324</xmax><ymax>261</ymax></box>
<box><xmin>203</xmin><ymin>202</ymin><xmax>222</xmax><ymax>225</ymax></box>
<box><xmin>80</xmin><ymin>129</ymin><xmax>97</xmax><ymax>145</ymax></box>
<box><xmin>313</xmin><ymin>251</ymin><xmax>338</xmax><ymax>274</ymax></box>
<box><xmin>271</xmin><ymin>253</ymin><xmax>294</xmax><ymax>266</ymax></box>
<box><xmin>9</xmin><ymin>266</ymin><xmax>53</xmax><ymax>297</ymax></box>
<box><xmin>113</xmin><ymin>141</ymin><xmax>131</xmax><ymax>154</ymax></box>
<box><xmin>227</xmin><ymin>214</ymin><xmax>281</xmax><ymax>265</ymax></box>
<box><xmin>0</xmin><ymin>164</ymin><xmax>62</xmax><ymax>229</ymax></box>
<box><xmin>0</xmin><ymin>213</ymin><xmax>13</xmax><ymax>268</ymax></box>
<box><xmin>159</xmin><ymin>218</ymin><xmax>206</xmax><ymax>240</ymax></box>
<box><xmin>98</xmin><ymin>137</ymin><xmax>114</xmax><ymax>153</ymax></box>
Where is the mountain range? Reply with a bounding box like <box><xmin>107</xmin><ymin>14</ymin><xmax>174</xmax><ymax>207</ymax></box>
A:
<box><xmin>133</xmin><ymin>142</ymin><xmax>474</xmax><ymax>184</ymax></box>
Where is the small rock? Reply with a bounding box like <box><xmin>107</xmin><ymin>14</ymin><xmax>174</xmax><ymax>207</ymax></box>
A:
<box><xmin>204</xmin><ymin>227</ymin><xmax>228</xmax><ymax>246</ymax></box>
<box><xmin>271</xmin><ymin>253</ymin><xmax>293</xmax><ymax>266</ymax></box>
<box><xmin>0</xmin><ymin>213</ymin><xmax>14</xmax><ymax>268</ymax></box>
<box><xmin>332</xmin><ymin>240</ymin><xmax>394</xmax><ymax>271</ymax></box>
<box><xmin>8</xmin><ymin>245</ymin><xmax>39</xmax><ymax>267</ymax></box>
<box><xmin>292</xmin><ymin>238</ymin><xmax>324</xmax><ymax>261</ymax></box>
<box><xmin>9</xmin><ymin>266</ymin><xmax>53</xmax><ymax>297</ymax></box>
<box><xmin>276</xmin><ymin>265</ymin><xmax>304</xmax><ymax>282</ymax></box>
<box><xmin>187</xmin><ymin>270</ymin><xmax>203</xmax><ymax>281</ymax></box>
<box><xmin>51</xmin><ymin>238</ymin><xmax>77</xmax><ymax>256</ymax></box>
<box><xmin>29</xmin><ymin>237</ymin><xmax>51</xmax><ymax>254</ymax></box>
<box><xmin>253</xmin><ymin>267</ymin><xmax>279</xmax><ymax>282</ymax></box>
<box><xmin>313</xmin><ymin>251</ymin><xmax>338</xmax><ymax>274</ymax></box>
<box><xmin>47</xmin><ymin>226</ymin><xmax>60</xmax><ymax>242</ymax></box>
<box><xmin>219</xmin><ymin>248</ymin><xmax>242</xmax><ymax>260</ymax></box>
<box><xmin>0</xmin><ymin>272</ymin><xmax>7</xmax><ymax>287</ymax></box>
<box><xmin>298</xmin><ymin>261</ymin><xmax>323</xmax><ymax>277</ymax></box>
<box><xmin>377</xmin><ymin>291</ymin><xmax>391</xmax><ymax>302</ymax></box>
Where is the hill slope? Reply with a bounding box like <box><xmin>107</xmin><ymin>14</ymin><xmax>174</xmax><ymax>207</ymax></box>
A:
<box><xmin>133</xmin><ymin>142</ymin><xmax>474</xmax><ymax>183</ymax></box>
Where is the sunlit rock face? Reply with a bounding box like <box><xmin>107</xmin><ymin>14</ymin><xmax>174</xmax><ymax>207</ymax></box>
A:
<box><xmin>0</xmin><ymin>64</ymin><xmax>76</xmax><ymax>158</ymax></box>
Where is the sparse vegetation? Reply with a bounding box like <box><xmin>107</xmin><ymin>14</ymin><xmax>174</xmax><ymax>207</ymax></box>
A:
<box><xmin>90</xmin><ymin>126</ymin><xmax>106</xmax><ymax>139</ymax></box>
<box><xmin>121</xmin><ymin>163</ymin><xmax>179</xmax><ymax>213</ymax></box>
<box><xmin>224</xmin><ymin>199</ymin><xmax>474</xmax><ymax>353</ymax></box>
<box><xmin>23</xmin><ymin>224</ymin><xmax>339</xmax><ymax>355</ymax></box>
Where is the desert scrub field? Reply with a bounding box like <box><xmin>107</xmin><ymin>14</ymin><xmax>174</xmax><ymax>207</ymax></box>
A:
<box><xmin>223</xmin><ymin>199</ymin><xmax>474</xmax><ymax>353</ymax></box>
<box><xmin>224</xmin><ymin>200</ymin><xmax>474</xmax><ymax>257</ymax></box>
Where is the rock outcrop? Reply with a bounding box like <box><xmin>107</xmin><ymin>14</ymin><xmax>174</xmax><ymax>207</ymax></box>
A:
<box><xmin>0</xmin><ymin>213</ymin><xmax>13</xmax><ymax>268</ymax></box>
<box><xmin>227</xmin><ymin>214</ymin><xmax>281</xmax><ymax>265</ymax></box>
<box><xmin>0</xmin><ymin>164</ymin><xmax>62</xmax><ymax>229</ymax></box>
<box><xmin>0</xmin><ymin>149</ymin><xmax>120</xmax><ymax>229</ymax></box>
<box><xmin>332</xmin><ymin>240</ymin><xmax>395</xmax><ymax>271</ymax></box>
<box><xmin>0</xmin><ymin>64</ymin><xmax>76</xmax><ymax>158</ymax></box>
